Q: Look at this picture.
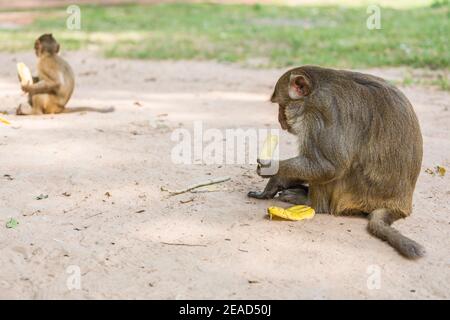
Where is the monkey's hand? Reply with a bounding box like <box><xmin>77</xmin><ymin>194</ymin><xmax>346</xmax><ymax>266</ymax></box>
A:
<box><xmin>256</xmin><ymin>158</ymin><xmax>279</xmax><ymax>178</ymax></box>
<box><xmin>21</xmin><ymin>83</ymin><xmax>31</xmax><ymax>93</ymax></box>
<box><xmin>248</xmin><ymin>175</ymin><xmax>283</xmax><ymax>200</ymax></box>
<box><xmin>248</xmin><ymin>158</ymin><xmax>290</xmax><ymax>199</ymax></box>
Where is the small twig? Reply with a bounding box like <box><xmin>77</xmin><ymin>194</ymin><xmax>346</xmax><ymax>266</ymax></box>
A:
<box><xmin>86</xmin><ymin>212</ymin><xmax>104</xmax><ymax>219</ymax></box>
<box><xmin>160</xmin><ymin>242</ymin><xmax>207</xmax><ymax>247</ymax></box>
<box><xmin>63</xmin><ymin>205</ymin><xmax>80</xmax><ymax>214</ymax></box>
<box><xmin>180</xmin><ymin>197</ymin><xmax>195</xmax><ymax>204</ymax></box>
<box><xmin>161</xmin><ymin>176</ymin><xmax>230</xmax><ymax>196</ymax></box>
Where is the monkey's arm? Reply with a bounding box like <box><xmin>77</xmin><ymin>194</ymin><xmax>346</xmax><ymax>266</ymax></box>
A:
<box><xmin>276</xmin><ymin>156</ymin><xmax>336</xmax><ymax>182</ymax></box>
<box><xmin>23</xmin><ymin>66</ymin><xmax>61</xmax><ymax>95</ymax></box>
<box><xmin>248</xmin><ymin>159</ymin><xmax>306</xmax><ymax>199</ymax></box>
<box><xmin>248</xmin><ymin>156</ymin><xmax>335</xmax><ymax>200</ymax></box>
<box><xmin>24</xmin><ymin>78</ymin><xmax>60</xmax><ymax>95</ymax></box>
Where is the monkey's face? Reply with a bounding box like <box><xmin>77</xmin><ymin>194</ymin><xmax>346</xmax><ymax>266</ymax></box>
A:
<box><xmin>271</xmin><ymin>69</ymin><xmax>312</xmax><ymax>135</ymax></box>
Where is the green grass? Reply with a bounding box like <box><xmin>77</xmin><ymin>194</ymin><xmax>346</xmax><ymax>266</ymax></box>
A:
<box><xmin>0</xmin><ymin>1</ymin><xmax>448</xmax><ymax>69</ymax></box>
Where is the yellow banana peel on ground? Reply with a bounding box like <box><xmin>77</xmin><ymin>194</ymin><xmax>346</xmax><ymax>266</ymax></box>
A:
<box><xmin>0</xmin><ymin>116</ymin><xmax>11</xmax><ymax>125</ymax></box>
<box><xmin>268</xmin><ymin>205</ymin><xmax>315</xmax><ymax>221</ymax></box>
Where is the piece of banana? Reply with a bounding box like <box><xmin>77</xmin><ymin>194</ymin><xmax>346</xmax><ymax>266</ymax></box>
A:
<box><xmin>17</xmin><ymin>62</ymin><xmax>33</xmax><ymax>86</ymax></box>
<box><xmin>267</xmin><ymin>205</ymin><xmax>315</xmax><ymax>221</ymax></box>
<box><xmin>259</xmin><ymin>134</ymin><xmax>279</xmax><ymax>166</ymax></box>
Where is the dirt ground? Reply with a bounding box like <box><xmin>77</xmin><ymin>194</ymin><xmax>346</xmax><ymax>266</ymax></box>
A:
<box><xmin>0</xmin><ymin>51</ymin><xmax>449</xmax><ymax>299</ymax></box>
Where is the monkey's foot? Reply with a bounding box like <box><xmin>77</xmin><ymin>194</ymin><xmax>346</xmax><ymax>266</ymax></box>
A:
<box><xmin>16</xmin><ymin>102</ymin><xmax>33</xmax><ymax>115</ymax></box>
<box><xmin>276</xmin><ymin>188</ymin><xmax>309</xmax><ymax>205</ymax></box>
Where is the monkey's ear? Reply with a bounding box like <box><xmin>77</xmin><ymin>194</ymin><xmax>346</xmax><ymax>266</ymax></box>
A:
<box><xmin>288</xmin><ymin>74</ymin><xmax>311</xmax><ymax>99</ymax></box>
<box><xmin>55</xmin><ymin>43</ymin><xmax>60</xmax><ymax>53</ymax></box>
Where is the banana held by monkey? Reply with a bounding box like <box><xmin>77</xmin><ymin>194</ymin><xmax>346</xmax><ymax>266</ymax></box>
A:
<box><xmin>259</xmin><ymin>134</ymin><xmax>279</xmax><ymax>166</ymax></box>
<box><xmin>268</xmin><ymin>205</ymin><xmax>315</xmax><ymax>221</ymax></box>
<box><xmin>17</xmin><ymin>62</ymin><xmax>33</xmax><ymax>86</ymax></box>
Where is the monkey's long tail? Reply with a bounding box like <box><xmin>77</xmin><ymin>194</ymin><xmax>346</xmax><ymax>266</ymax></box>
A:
<box><xmin>64</xmin><ymin>106</ymin><xmax>115</xmax><ymax>114</ymax></box>
<box><xmin>368</xmin><ymin>208</ymin><xmax>425</xmax><ymax>259</ymax></box>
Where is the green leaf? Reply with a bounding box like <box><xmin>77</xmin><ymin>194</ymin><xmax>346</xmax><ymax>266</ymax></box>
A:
<box><xmin>6</xmin><ymin>218</ymin><xmax>19</xmax><ymax>229</ymax></box>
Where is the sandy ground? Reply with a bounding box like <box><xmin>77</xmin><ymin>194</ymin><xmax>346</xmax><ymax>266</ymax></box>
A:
<box><xmin>0</xmin><ymin>51</ymin><xmax>449</xmax><ymax>299</ymax></box>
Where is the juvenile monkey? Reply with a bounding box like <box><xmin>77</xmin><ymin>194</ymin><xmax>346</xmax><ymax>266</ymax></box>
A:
<box><xmin>17</xmin><ymin>34</ymin><xmax>75</xmax><ymax>115</ymax></box>
<box><xmin>248</xmin><ymin>66</ymin><xmax>425</xmax><ymax>259</ymax></box>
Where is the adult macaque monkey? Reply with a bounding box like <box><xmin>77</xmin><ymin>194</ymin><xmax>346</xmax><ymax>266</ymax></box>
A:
<box><xmin>248</xmin><ymin>66</ymin><xmax>425</xmax><ymax>259</ymax></box>
<box><xmin>17</xmin><ymin>34</ymin><xmax>74</xmax><ymax>115</ymax></box>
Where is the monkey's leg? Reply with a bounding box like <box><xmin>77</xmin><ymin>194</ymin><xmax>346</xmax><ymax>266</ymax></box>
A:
<box><xmin>25</xmin><ymin>94</ymin><xmax>64</xmax><ymax>115</ymax></box>
<box><xmin>16</xmin><ymin>102</ymin><xmax>34</xmax><ymax>115</ymax></box>
<box><xmin>17</xmin><ymin>94</ymin><xmax>47</xmax><ymax>115</ymax></box>
<box><xmin>16</xmin><ymin>92</ymin><xmax>34</xmax><ymax>115</ymax></box>
<box><xmin>249</xmin><ymin>158</ymin><xmax>307</xmax><ymax>200</ymax></box>
<box><xmin>42</xmin><ymin>95</ymin><xmax>64</xmax><ymax>114</ymax></box>
<box><xmin>368</xmin><ymin>208</ymin><xmax>425</xmax><ymax>259</ymax></box>
<box><xmin>31</xmin><ymin>94</ymin><xmax>49</xmax><ymax>115</ymax></box>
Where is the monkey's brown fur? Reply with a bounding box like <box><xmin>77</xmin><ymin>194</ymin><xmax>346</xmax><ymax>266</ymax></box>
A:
<box><xmin>17</xmin><ymin>34</ymin><xmax>74</xmax><ymax>115</ymax></box>
<box><xmin>248</xmin><ymin>66</ymin><xmax>425</xmax><ymax>259</ymax></box>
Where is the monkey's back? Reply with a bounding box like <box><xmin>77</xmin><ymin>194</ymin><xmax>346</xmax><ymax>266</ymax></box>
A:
<box><xmin>306</xmin><ymin>67</ymin><xmax>423</xmax><ymax>217</ymax></box>
<box><xmin>55</xmin><ymin>55</ymin><xmax>75</xmax><ymax>106</ymax></box>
